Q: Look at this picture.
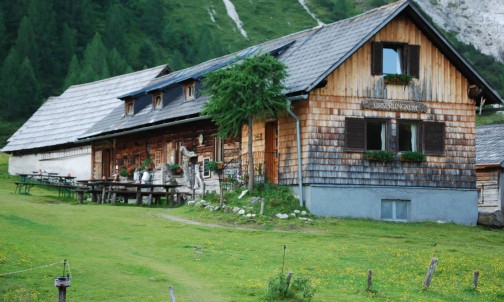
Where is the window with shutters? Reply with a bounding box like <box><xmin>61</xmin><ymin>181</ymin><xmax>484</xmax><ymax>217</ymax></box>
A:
<box><xmin>345</xmin><ymin>118</ymin><xmax>388</xmax><ymax>151</ymax></box>
<box><xmin>372</xmin><ymin>42</ymin><xmax>420</xmax><ymax>78</ymax></box>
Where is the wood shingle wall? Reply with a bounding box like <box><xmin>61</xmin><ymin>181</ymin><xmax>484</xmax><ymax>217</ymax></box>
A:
<box><xmin>277</xmin><ymin>16</ymin><xmax>476</xmax><ymax>189</ymax></box>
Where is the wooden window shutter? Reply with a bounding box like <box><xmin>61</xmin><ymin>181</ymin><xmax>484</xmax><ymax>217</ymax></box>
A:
<box><xmin>371</xmin><ymin>42</ymin><xmax>383</xmax><ymax>75</ymax></box>
<box><xmin>345</xmin><ymin>118</ymin><xmax>365</xmax><ymax>151</ymax></box>
<box><xmin>423</xmin><ymin>122</ymin><xmax>445</xmax><ymax>155</ymax></box>
<box><xmin>407</xmin><ymin>45</ymin><xmax>420</xmax><ymax>78</ymax></box>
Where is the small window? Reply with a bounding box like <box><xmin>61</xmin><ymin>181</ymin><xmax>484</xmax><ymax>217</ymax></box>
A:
<box><xmin>153</xmin><ymin>94</ymin><xmax>163</xmax><ymax>110</ymax></box>
<box><xmin>423</xmin><ymin>122</ymin><xmax>445</xmax><ymax>155</ymax></box>
<box><xmin>125</xmin><ymin>100</ymin><xmax>134</xmax><ymax>116</ymax></box>
<box><xmin>184</xmin><ymin>82</ymin><xmax>196</xmax><ymax>101</ymax></box>
<box><xmin>372</xmin><ymin>42</ymin><xmax>420</xmax><ymax>77</ymax></box>
<box><xmin>345</xmin><ymin>118</ymin><xmax>388</xmax><ymax>151</ymax></box>
<box><xmin>398</xmin><ymin>120</ymin><xmax>419</xmax><ymax>152</ymax></box>
<box><xmin>381</xmin><ymin>199</ymin><xmax>410</xmax><ymax>221</ymax></box>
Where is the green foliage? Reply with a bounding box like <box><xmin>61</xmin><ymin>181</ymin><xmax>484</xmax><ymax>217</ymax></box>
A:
<box><xmin>383</xmin><ymin>73</ymin><xmax>412</xmax><ymax>85</ymax></box>
<box><xmin>265</xmin><ymin>273</ymin><xmax>316</xmax><ymax>301</ymax></box>
<box><xmin>205</xmin><ymin>161</ymin><xmax>223</xmax><ymax>172</ymax></box>
<box><xmin>170</xmin><ymin>163</ymin><xmax>181</xmax><ymax>171</ymax></box>
<box><xmin>400</xmin><ymin>151</ymin><xmax>426</xmax><ymax>162</ymax></box>
<box><xmin>476</xmin><ymin>113</ymin><xmax>504</xmax><ymax>125</ymax></box>
<box><xmin>364</xmin><ymin>150</ymin><xmax>395</xmax><ymax>163</ymax></box>
<box><xmin>203</xmin><ymin>54</ymin><xmax>288</xmax><ymax>138</ymax></box>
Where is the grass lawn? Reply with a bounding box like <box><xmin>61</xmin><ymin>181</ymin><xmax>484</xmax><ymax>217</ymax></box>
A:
<box><xmin>1</xmin><ymin>152</ymin><xmax>504</xmax><ymax>301</ymax></box>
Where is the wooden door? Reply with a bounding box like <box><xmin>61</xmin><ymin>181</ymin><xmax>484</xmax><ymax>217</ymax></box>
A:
<box><xmin>102</xmin><ymin>149</ymin><xmax>111</xmax><ymax>178</ymax></box>
<box><xmin>265</xmin><ymin>121</ymin><xmax>279</xmax><ymax>184</ymax></box>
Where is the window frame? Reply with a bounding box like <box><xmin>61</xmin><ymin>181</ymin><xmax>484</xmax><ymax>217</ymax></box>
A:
<box><xmin>372</xmin><ymin>41</ymin><xmax>420</xmax><ymax>78</ymax></box>
<box><xmin>153</xmin><ymin>93</ymin><xmax>163</xmax><ymax>110</ymax></box>
<box><xmin>381</xmin><ymin>199</ymin><xmax>410</xmax><ymax>221</ymax></box>
<box><xmin>345</xmin><ymin>117</ymin><xmax>389</xmax><ymax>152</ymax></box>
<box><xmin>184</xmin><ymin>82</ymin><xmax>196</xmax><ymax>101</ymax></box>
<box><xmin>125</xmin><ymin>100</ymin><xmax>134</xmax><ymax>116</ymax></box>
<box><xmin>397</xmin><ymin>119</ymin><xmax>421</xmax><ymax>152</ymax></box>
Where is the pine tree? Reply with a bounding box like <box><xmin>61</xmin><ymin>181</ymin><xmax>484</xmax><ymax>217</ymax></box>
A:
<box><xmin>0</xmin><ymin>48</ymin><xmax>22</xmax><ymax>119</ymax></box>
<box><xmin>80</xmin><ymin>33</ymin><xmax>111</xmax><ymax>83</ymax></box>
<box><xmin>0</xmin><ymin>11</ymin><xmax>7</xmax><ymax>62</ymax></box>
<box><xmin>15</xmin><ymin>16</ymin><xmax>39</xmax><ymax>72</ymax></box>
<box><xmin>104</xmin><ymin>4</ymin><xmax>130</xmax><ymax>57</ymax></box>
<box><xmin>63</xmin><ymin>54</ymin><xmax>81</xmax><ymax>90</ymax></box>
<box><xmin>16</xmin><ymin>57</ymin><xmax>41</xmax><ymax>118</ymax></box>
<box><xmin>108</xmin><ymin>48</ymin><xmax>133</xmax><ymax>76</ymax></box>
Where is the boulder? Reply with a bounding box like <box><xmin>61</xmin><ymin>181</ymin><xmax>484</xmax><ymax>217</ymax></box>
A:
<box><xmin>478</xmin><ymin>210</ymin><xmax>504</xmax><ymax>228</ymax></box>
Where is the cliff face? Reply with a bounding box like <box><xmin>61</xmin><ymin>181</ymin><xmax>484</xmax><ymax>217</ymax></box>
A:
<box><xmin>415</xmin><ymin>0</ymin><xmax>504</xmax><ymax>62</ymax></box>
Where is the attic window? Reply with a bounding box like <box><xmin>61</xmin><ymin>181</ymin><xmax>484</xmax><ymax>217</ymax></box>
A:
<box><xmin>153</xmin><ymin>94</ymin><xmax>163</xmax><ymax>110</ymax></box>
<box><xmin>372</xmin><ymin>42</ymin><xmax>420</xmax><ymax>78</ymax></box>
<box><xmin>184</xmin><ymin>82</ymin><xmax>196</xmax><ymax>101</ymax></box>
<box><xmin>125</xmin><ymin>100</ymin><xmax>134</xmax><ymax>116</ymax></box>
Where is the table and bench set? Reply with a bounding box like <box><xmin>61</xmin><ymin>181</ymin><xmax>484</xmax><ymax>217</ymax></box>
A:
<box><xmin>14</xmin><ymin>172</ymin><xmax>184</xmax><ymax>207</ymax></box>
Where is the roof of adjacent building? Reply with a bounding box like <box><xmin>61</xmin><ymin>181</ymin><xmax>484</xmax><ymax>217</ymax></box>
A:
<box><xmin>476</xmin><ymin>124</ymin><xmax>504</xmax><ymax>166</ymax></box>
<box><xmin>2</xmin><ymin>65</ymin><xmax>167</xmax><ymax>152</ymax></box>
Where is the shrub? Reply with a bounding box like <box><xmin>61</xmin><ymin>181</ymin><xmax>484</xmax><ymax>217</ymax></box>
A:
<box><xmin>265</xmin><ymin>273</ymin><xmax>316</xmax><ymax>301</ymax></box>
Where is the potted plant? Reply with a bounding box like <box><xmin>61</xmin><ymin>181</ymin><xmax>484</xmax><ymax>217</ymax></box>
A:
<box><xmin>383</xmin><ymin>73</ymin><xmax>412</xmax><ymax>85</ymax></box>
<box><xmin>119</xmin><ymin>167</ymin><xmax>128</xmax><ymax>178</ymax></box>
<box><xmin>170</xmin><ymin>163</ymin><xmax>182</xmax><ymax>175</ymax></box>
<box><xmin>400</xmin><ymin>151</ymin><xmax>426</xmax><ymax>163</ymax></box>
<box><xmin>364</xmin><ymin>150</ymin><xmax>395</xmax><ymax>163</ymax></box>
<box><xmin>143</xmin><ymin>157</ymin><xmax>154</xmax><ymax>170</ymax></box>
<box><xmin>206</xmin><ymin>161</ymin><xmax>224</xmax><ymax>172</ymax></box>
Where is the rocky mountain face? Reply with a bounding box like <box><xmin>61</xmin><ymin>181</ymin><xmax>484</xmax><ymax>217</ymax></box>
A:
<box><xmin>415</xmin><ymin>0</ymin><xmax>504</xmax><ymax>62</ymax></box>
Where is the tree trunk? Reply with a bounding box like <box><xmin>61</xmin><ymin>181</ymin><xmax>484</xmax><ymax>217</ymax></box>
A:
<box><xmin>247</xmin><ymin>116</ymin><xmax>254</xmax><ymax>191</ymax></box>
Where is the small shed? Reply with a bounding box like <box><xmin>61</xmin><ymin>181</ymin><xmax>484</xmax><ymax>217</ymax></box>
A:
<box><xmin>476</xmin><ymin>124</ymin><xmax>504</xmax><ymax>213</ymax></box>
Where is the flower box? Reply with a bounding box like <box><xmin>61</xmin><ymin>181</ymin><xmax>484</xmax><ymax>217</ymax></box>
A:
<box><xmin>383</xmin><ymin>73</ymin><xmax>412</xmax><ymax>85</ymax></box>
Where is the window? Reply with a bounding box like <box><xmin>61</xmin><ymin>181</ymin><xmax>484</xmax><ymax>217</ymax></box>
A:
<box><xmin>398</xmin><ymin>120</ymin><xmax>419</xmax><ymax>152</ymax></box>
<box><xmin>125</xmin><ymin>100</ymin><xmax>134</xmax><ymax>116</ymax></box>
<box><xmin>345</xmin><ymin>118</ymin><xmax>388</xmax><ymax>151</ymax></box>
<box><xmin>381</xmin><ymin>199</ymin><xmax>410</xmax><ymax>221</ymax></box>
<box><xmin>184</xmin><ymin>82</ymin><xmax>196</xmax><ymax>101</ymax></box>
<box><xmin>153</xmin><ymin>94</ymin><xmax>163</xmax><ymax>110</ymax></box>
<box><xmin>372</xmin><ymin>42</ymin><xmax>420</xmax><ymax>77</ymax></box>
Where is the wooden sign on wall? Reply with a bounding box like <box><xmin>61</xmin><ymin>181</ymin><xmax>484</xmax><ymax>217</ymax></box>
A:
<box><xmin>361</xmin><ymin>99</ymin><xmax>428</xmax><ymax>113</ymax></box>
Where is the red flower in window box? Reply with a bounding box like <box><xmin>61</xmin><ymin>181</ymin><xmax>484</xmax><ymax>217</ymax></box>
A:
<box><xmin>384</xmin><ymin>73</ymin><xmax>412</xmax><ymax>85</ymax></box>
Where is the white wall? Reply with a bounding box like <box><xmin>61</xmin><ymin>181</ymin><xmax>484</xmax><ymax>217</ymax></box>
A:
<box><xmin>8</xmin><ymin>146</ymin><xmax>92</xmax><ymax>180</ymax></box>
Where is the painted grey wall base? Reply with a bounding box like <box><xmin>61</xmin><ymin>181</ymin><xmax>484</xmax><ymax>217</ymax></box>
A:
<box><xmin>292</xmin><ymin>185</ymin><xmax>478</xmax><ymax>225</ymax></box>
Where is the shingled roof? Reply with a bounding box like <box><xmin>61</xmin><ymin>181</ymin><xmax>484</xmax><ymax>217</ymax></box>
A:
<box><xmin>2</xmin><ymin>65</ymin><xmax>167</xmax><ymax>152</ymax></box>
<box><xmin>81</xmin><ymin>0</ymin><xmax>503</xmax><ymax>141</ymax></box>
<box><xmin>476</xmin><ymin>124</ymin><xmax>504</xmax><ymax>166</ymax></box>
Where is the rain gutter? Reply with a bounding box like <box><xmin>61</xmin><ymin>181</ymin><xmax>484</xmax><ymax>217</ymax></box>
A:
<box><xmin>286</xmin><ymin>93</ymin><xmax>309</xmax><ymax>207</ymax></box>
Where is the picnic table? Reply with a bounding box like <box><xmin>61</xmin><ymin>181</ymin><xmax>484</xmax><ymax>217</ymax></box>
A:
<box><xmin>15</xmin><ymin>173</ymin><xmax>77</xmax><ymax>197</ymax></box>
<box><xmin>75</xmin><ymin>180</ymin><xmax>182</xmax><ymax>206</ymax></box>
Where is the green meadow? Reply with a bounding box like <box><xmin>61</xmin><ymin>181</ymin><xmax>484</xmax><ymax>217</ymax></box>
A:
<box><xmin>1</xmin><ymin>152</ymin><xmax>503</xmax><ymax>301</ymax></box>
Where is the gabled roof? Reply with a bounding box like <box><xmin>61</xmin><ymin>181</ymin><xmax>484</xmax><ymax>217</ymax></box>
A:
<box><xmin>2</xmin><ymin>65</ymin><xmax>167</xmax><ymax>153</ymax></box>
<box><xmin>476</xmin><ymin>124</ymin><xmax>504</xmax><ymax>167</ymax></box>
<box><xmin>82</xmin><ymin>0</ymin><xmax>503</xmax><ymax>141</ymax></box>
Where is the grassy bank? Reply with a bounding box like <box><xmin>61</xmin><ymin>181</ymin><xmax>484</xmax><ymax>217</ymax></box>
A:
<box><xmin>1</xmin><ymin>153</ymin><xmax>503</xmax><ymax>301</ymax></box>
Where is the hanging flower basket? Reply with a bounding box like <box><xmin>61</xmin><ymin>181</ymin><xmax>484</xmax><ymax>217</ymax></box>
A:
<box><xmin>383</xmin><ymin>73</ymin><xmax>412</xmax><ymax>85</ymax></box>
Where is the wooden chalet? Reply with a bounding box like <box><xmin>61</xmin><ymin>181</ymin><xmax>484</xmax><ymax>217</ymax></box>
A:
<box><xmin>476</xmin><ymin>124</ymin><xmax>504</xmax><ymax>214</ymax></box>
<box><xmin>8</xmin><ymin>0</ymin><xmax>501</xmax><ymax>224</ymax></box>
<box><xmin>79</xmin><ymin>0</ymin><xmax>503</xmax><ymax>224</ymax></box>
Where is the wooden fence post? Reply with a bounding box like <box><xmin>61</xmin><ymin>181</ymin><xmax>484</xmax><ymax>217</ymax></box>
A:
<box><xmin>285</xmin><ymin>272</ymin><xmax>293</xmax><ymax>294</ymax></box>
<box><xmin>367</xmin><ymin>269</ymin><xmax>373</xmax><ymax>290</ymax></box>
<box><xmin>54</xmin><ymin>276</ymin><xmax>70</xmax><ymax>302</ymax></box>
<box><xmin>473</xmin><ymin>271</ymin><xmax>480</xmax><ymax>288</ymax></box>
<box><xmin>423</xmin><ymin>258</ymin><xmax>438</xmax><ymax>288</ymax></box>
<box><xmin>168</xmin><ymin>285</ymin><xmax>176</xmax><ymax>302</ymax></box>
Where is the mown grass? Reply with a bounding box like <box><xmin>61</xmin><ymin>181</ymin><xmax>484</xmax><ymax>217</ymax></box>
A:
<box><xmin>1</xmin><ymin>152</ymin><xmax>504</xmax><ymax>301</ymax></box>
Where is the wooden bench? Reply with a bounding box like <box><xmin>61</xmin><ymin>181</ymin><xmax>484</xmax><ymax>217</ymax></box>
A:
<box><xmin>14</xmin><ymin>182</ymin><xmax>76</xmax><ymax>197</ymax></box>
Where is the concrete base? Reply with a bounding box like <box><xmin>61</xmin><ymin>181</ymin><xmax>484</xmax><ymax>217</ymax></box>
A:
<box><xmin>292</xmin><ymin>185</ymin><xmax>478</xmax><ymax>225</ymax></box>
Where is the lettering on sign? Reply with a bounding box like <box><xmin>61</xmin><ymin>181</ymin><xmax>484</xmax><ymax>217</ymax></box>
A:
<box><xmin>361</xmin><ymin>99</ymin><xmax>428</xmax><ymax>113</ymax></box>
